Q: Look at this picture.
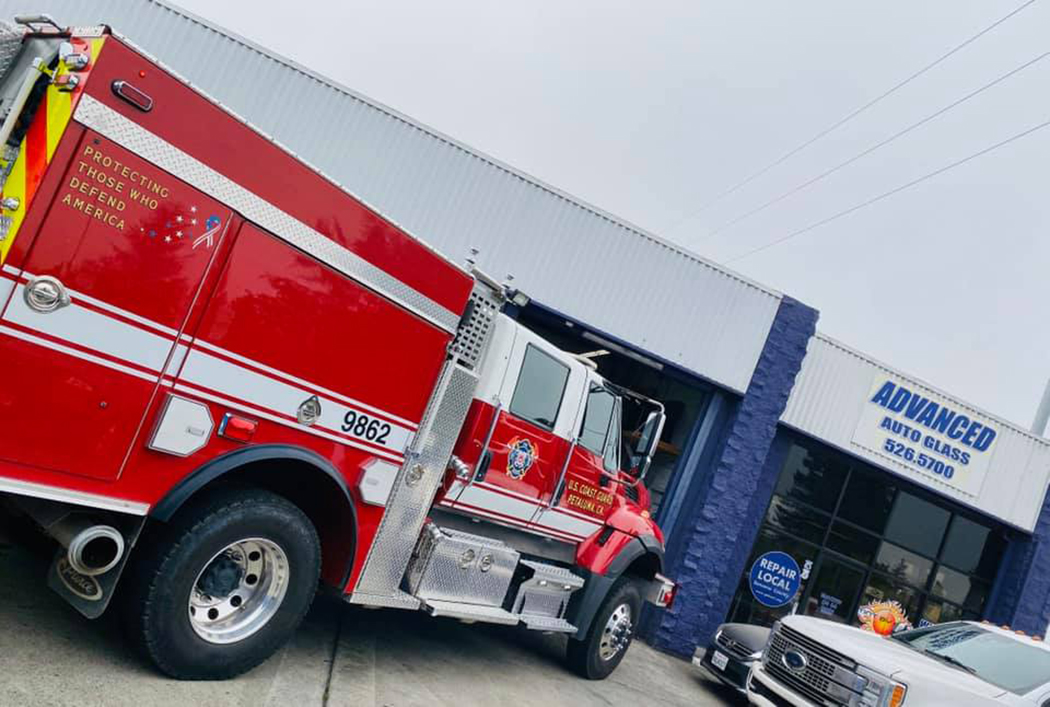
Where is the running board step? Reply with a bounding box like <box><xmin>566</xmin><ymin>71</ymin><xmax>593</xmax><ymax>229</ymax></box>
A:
<box><xmin>422</xmin><ymin>599</ymin><xmax>520</xmax><ymax>625</ymax></box>
<box><xmin>520</xmin><ymin>614</ymin><xmax>578</xmax><ymax>634</ymax></box>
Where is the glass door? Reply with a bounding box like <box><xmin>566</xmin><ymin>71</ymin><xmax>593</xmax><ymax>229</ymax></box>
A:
<box><xmin>801</xmin><ymin>555</ymin><xmax>867</xmax><ymax>624</ymax></box>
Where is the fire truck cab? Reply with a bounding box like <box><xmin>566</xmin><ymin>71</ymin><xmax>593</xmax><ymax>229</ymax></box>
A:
<box><xmin>0</xmin><ymin>17</ymin><xmax>675</xmax><ymax>682</ymax></box>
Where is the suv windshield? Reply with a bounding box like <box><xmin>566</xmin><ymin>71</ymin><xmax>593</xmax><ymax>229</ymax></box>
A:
<box><xmin>893</xmin><ymin>623</ymin><xmax>1050</xmax><ymax>695</ymax></box>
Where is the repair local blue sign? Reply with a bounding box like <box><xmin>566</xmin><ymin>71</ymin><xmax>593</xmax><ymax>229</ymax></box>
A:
<box><xmin>749</xmin><ymin>551</ymin><xmax>801</xmax><ymax>608</ymax></box>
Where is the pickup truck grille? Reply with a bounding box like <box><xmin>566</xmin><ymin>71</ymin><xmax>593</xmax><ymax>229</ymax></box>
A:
<box><xmin>763</xmin><ymin>623</ymin><xmax>861</xmax><ymax>707</ymax></box>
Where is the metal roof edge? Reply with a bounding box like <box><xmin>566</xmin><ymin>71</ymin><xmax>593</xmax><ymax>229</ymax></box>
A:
<box><xmin>153</xmin><ymin>0</ymin><xmax>783</xmax><ymax>301</ymax></box>
<box><xmin>808</xmin><ymin>332</ymin><xmax>1050</xmax><ymax>447</ymax></box>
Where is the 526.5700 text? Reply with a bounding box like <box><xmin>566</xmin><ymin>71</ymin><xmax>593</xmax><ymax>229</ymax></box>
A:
<box><xmin>882</xmin><ymin>438</ymin><xmax>954</xmax><ymax>479</ymax></box>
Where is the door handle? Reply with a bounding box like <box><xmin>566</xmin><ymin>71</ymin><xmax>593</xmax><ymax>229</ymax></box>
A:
<box><xmin>24</xmin><ymin>275</ymin><xmax>71</xmax><ymax>313</ymax></box>
<box><xmin>474</xmin><ymin>450</ymin><xmax>492</xmax><ymax>483</ymax></box>
<box><xmin>469</xmin><ymin>398</ymin><xmax>502</xmax><ymax>486</ymax></box>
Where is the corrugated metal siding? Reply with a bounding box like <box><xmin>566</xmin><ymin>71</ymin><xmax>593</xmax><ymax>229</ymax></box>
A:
<box><xmin>4</xmin><ymin>0</ymin><xmax>783</xmax><ymax>392</ymax></box>
<box><xmin>783</xmin><ymin>335</ymin><xmax>1050</xmax><ymax>531</ymax></box>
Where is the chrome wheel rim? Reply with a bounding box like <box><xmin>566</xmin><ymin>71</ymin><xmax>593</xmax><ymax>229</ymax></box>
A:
<box><xmin>188</xmin><ymin>537</ymin><xmax>290</xmax><ymax>645</ymax></box>
<box><xmin>599</xmin><ymin>602</ymin><xmax>633</xmax><ymax>661</ymax></box>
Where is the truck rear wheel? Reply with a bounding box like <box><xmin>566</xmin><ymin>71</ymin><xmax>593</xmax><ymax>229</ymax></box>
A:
<box><xmin>565</xmin><ymin>578</ymin><xmax>641</xmax><ymax>680</ymax></box>
<box><xmin>122</xmin><ymin>487</ymin><xmax>321</xmax><ymax>679</ymax></box>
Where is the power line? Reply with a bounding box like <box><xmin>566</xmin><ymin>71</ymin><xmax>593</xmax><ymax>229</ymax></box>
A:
<box><xmin>704</xmin><ymin>48</ymin><xmax>1050</xmax><ymax>238</ymax></box>
<box><xmin>661</xmin><ymin>0</ymin><xmax>1039</xmax><ymax>235</ymax></box>
<box><xmin>724</xmin><ymin>115</ymin><xmax>1050</xmax><ymax>263</ymax></box>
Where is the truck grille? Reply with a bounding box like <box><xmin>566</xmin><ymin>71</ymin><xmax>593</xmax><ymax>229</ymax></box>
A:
<box><xmin>450</xmin><ymin>286</ymin><xmax>501</xmax><ymax>370</ymax></box>
<box><xmin>762</xmin><ymin>623</ymin><xmax>861</xmax><ymax>707</ymax></box>
<box><xmin>715</xmin><ymin>630</ymin><xmax>756</xmax><ymax>661</ymax></box>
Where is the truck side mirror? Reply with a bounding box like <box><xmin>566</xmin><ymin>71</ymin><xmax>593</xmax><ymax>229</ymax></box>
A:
<box><xmin>633</xmin><ymin>408</ymin><xmax>665</xmax><ymax>481</ymax></box>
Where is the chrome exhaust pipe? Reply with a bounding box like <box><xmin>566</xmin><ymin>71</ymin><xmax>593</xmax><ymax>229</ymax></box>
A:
<box><xmin>56</xmin><ymin>523</ymin><xmax>125</xmax><ymax>576</ymax></box>
<box><xmin>5</xmin><ymin>497</ymin><xmax>126</xmax><ymax>576</ymax></box>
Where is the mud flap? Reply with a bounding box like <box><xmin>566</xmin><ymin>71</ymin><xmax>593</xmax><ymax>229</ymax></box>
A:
<box><xmin>46</xmin><ymin>516</ymin><xmax>145</xmax><ymax>618</ymax></box>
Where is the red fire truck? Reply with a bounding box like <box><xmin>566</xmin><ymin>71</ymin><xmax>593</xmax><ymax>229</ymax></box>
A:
<box><xmin>0</xmin><ymin>16</ymin><xmax>676</xmax><ymax>680</ymax></box>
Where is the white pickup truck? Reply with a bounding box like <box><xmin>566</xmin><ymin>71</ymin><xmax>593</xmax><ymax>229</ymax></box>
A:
<box><xmin>748</xmin><ymin>615</ymin><xmax>1050</xmax><ymax>706</ymax></box>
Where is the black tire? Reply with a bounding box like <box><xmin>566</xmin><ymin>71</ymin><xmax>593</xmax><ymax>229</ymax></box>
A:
<box><xmin>122</xmin><ymin>487</ymin><xmax>321</xmax><ymax>679</ymax></box>
<box><xmin>565</xmin><ymin>578</ymin><xmax>642</xmax><ymax>680</ymax></box>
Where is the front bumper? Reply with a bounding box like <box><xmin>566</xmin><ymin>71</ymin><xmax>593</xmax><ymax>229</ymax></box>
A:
<box><xmin>692</xmin><ymin>645</ymin><xmax>753</xmax><ymax>694</ymax></box>
<box><xmin>746</xmin><ymin>662</ymin><xmax>818</xmax><ymax>707</ymax></box>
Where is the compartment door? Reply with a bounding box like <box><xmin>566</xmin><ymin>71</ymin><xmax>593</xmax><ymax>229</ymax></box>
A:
<box><xmin>0</xmin><ymin>131</ymin><xmax>230</xmax><ymax>481</ymax></box>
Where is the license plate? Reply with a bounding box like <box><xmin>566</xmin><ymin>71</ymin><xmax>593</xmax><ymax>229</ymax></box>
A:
<box><xmin>711</xmin><ymin>650</ymin><xmax>729</xmax><ymax>671</ymax></box>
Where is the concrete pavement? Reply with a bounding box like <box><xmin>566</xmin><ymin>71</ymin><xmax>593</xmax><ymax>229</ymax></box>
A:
<box><xmin>0</xmin><ymin>539</ymin><xmax>740</xmax><ymax>707</ymax></box>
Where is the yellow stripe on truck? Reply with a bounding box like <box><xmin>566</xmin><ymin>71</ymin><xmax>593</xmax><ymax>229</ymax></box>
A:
<box><xmin>0</xmin><ymin>35</ymin><xmax>107</xmax><ymax>266</ymax></box>
<box><xmin>0</xmin><ymin>141</ymin><xmax>27</xmax><ymax>264</ymax></box>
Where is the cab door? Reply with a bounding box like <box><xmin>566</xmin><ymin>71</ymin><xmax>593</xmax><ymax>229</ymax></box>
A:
<box><xmin>452</xmin><ymin>330</ymin><xmax>578</xmax><ymax>533</ymax></box>
<box><xmin>0</xmin><ymin>131</ymin><xmax>231</xmax><ymax>481</ymax></box>
<box><xmin>531</xmin><ymin>380</ymin><xmax>620</xmax><ymax>542</ymax></box>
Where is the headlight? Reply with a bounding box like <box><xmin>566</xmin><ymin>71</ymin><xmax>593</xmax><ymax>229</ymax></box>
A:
<box><xmin>852</xmin><ymin>666</ymin><xmax>907</xmax><ymax>707</ymax></box>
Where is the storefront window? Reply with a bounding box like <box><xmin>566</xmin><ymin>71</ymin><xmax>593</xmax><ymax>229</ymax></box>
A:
<box><xmin>922</xmin><ymin>598</ymin><xmax>968</xmax><ymax>625</ymax></box>
<box><xmin>932</xmin><ymin>565</ymin><xmax>990</xmax><ymax>613</ymax></box>
<box><xmin>826</xmin><ymin>521</ymin><xmax>880</xmax><ymax>565</ymax></box>
<box><xmin>766</xmin><ymin>495</ymin><xmax>830</xmax><ymax>546</ymax></box>
<box><xmin>884</xmin><ymin>492</ymin><xmax>951</xmax><ymax>558</ymax></box>
<box><xmin>724</xmin><ymin>433</ymin><xmax>1010</xmax><ymax>634</ymax></box>
<box><xmin>940</xmin><ymin>516</ymin><xmax>1005</xmax><ymax>579</ymax></box>
<box><xmin>775</xmin><ymin>443</ymin><xmax>848</xmax><ymax>513</ymax></box>
<box><xmin>804</xmin><ymin>558</ymin><xmax>865</xmax><ymax>623</ymax></box>
<box><xmin>861</xmin><ymin>573</ymin><xmax>923</xmax><ymax>623</ymax></box>
<box><xmin>836</xmin><ymin>468</ymin><xmax>895</xmax><ymax>533</ymax></box>
<box><xmin>726</xmin><ymin>527</ymin><xmax>819</xmax><ymax>627</ymax></box>
<box><xmin>873</xmin><ymin>542</ymin><xmax>933</xmax><ymax>588</ymax></box>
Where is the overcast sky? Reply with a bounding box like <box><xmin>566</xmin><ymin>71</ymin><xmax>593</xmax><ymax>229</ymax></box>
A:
<box><xmin>165</xmin><ymin>1</ymin><xmax>1050</xmax><ymax>427</ymax></box>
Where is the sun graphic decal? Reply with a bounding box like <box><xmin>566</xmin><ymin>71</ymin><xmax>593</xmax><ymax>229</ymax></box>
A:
<box><xmin>857</xmin><ymin>600</ymin><xmax>913</xmax><ymax>636</ymax></box>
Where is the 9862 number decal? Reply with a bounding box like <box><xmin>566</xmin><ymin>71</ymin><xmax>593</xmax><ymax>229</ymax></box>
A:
<box><xmin>341</xmin><ymin>410</ymin><xmax>391</xmax><ymax>446</ymax></box>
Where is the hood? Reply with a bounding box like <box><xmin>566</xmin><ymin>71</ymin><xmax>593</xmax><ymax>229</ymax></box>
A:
<box><xmin>781</xmin><ymin>616</ymin><xmax>1006</xmax><ymax>700</ymax></box>
<box><xmin>719</xmin><ymin>623</ymin><xmax>771</xmax><ymax>653</ymax></box>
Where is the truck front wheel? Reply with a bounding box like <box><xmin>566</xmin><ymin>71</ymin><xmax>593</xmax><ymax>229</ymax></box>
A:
<box><xmin>123</xmin><ymin>487</ymin><xmax>321</xmax><ymax>679</ymax></box>
<box><xmin>565</xmin><ymin>578</ymin><xmax>642</xmax><ymax>679</ymax></box>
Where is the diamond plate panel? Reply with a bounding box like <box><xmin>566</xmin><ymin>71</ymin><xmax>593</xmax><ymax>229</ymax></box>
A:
<box><xmin>351</xmin><ymin>362</ymin><xmax>479</xmax><ymax>599</ymax></box>
<box><xmin>519</xmin><ymin>615</ymin><xmax>577</xmax><ymax>633</ymax></box>
<box><xmin>519</xmin><ymin>559</ymin><xmax>585</xmax><ymax>586</ymax></box>
<box><xmin>346</xmin><ymin>589</ymin><xmax>420</xmax><ymax>611</ymax></box>
<box><xmin>405</xmin><ymin>524</ymin><xmax>519</xmax><ymax>606</ymax></box>
<box><xmin>422</xmin><ymin>599</ymin><xmax>519</xmax><ymax>625</ymax></box>
<box><xmin>511</xmin><ymin>560</ymin><xmax>583</xmax><ymax>622</ymax></box>
<box><xmin>73</xmin><ymin>95</ymin><xmax>460</xmax><ymax>333</ymax></box>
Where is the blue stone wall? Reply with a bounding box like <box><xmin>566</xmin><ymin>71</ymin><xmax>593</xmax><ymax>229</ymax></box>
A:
<box><xmin>989</xmin><ymin>492</ymin><xmax>1050</xmax><ymax>635</ymax></box>
<box><xmin>650</xmin><ymin>295</ymin><xmax>818</xmax><ymax>656</ymax></box>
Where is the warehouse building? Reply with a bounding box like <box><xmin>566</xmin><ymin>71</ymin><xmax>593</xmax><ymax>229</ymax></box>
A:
<box><xmin>13</xmin><ymin>0</ymin><xmax>1050</xmax><ymax>657</ymax></box>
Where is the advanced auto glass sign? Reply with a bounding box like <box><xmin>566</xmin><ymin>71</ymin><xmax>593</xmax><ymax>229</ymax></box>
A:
<box><xmin>852</xmin><ymin>375</ymin><xmax>999</xmax><ymax>495</ymax></box>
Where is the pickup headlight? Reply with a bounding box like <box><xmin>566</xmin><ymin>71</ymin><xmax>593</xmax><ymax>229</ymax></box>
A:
<box><xmin>852</xmin><ymin>666</ymin><xmax>907</xmax><ymax>707</ymax></box>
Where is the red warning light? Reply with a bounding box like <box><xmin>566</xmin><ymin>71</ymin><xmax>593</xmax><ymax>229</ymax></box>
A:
<box><xmin>218</xmin><ymin>413</ymin><xmax>258</xmax><ymax>443</ymax></box>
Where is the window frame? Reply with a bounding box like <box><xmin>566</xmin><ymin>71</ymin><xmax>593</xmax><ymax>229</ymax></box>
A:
<box><xmin>508</xmin><ymin>343</ymin><xmax>570</xmax><ymax>432</ymax></box>
<box><xmin>578</xmin><ymin>385</ymin><xmax>617</xmax><ymax>457</ymax></box>
<box><xmin>601</xmin><ymin>394</ymin><xmax>622</xmax><ymax>473</ymax></box>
